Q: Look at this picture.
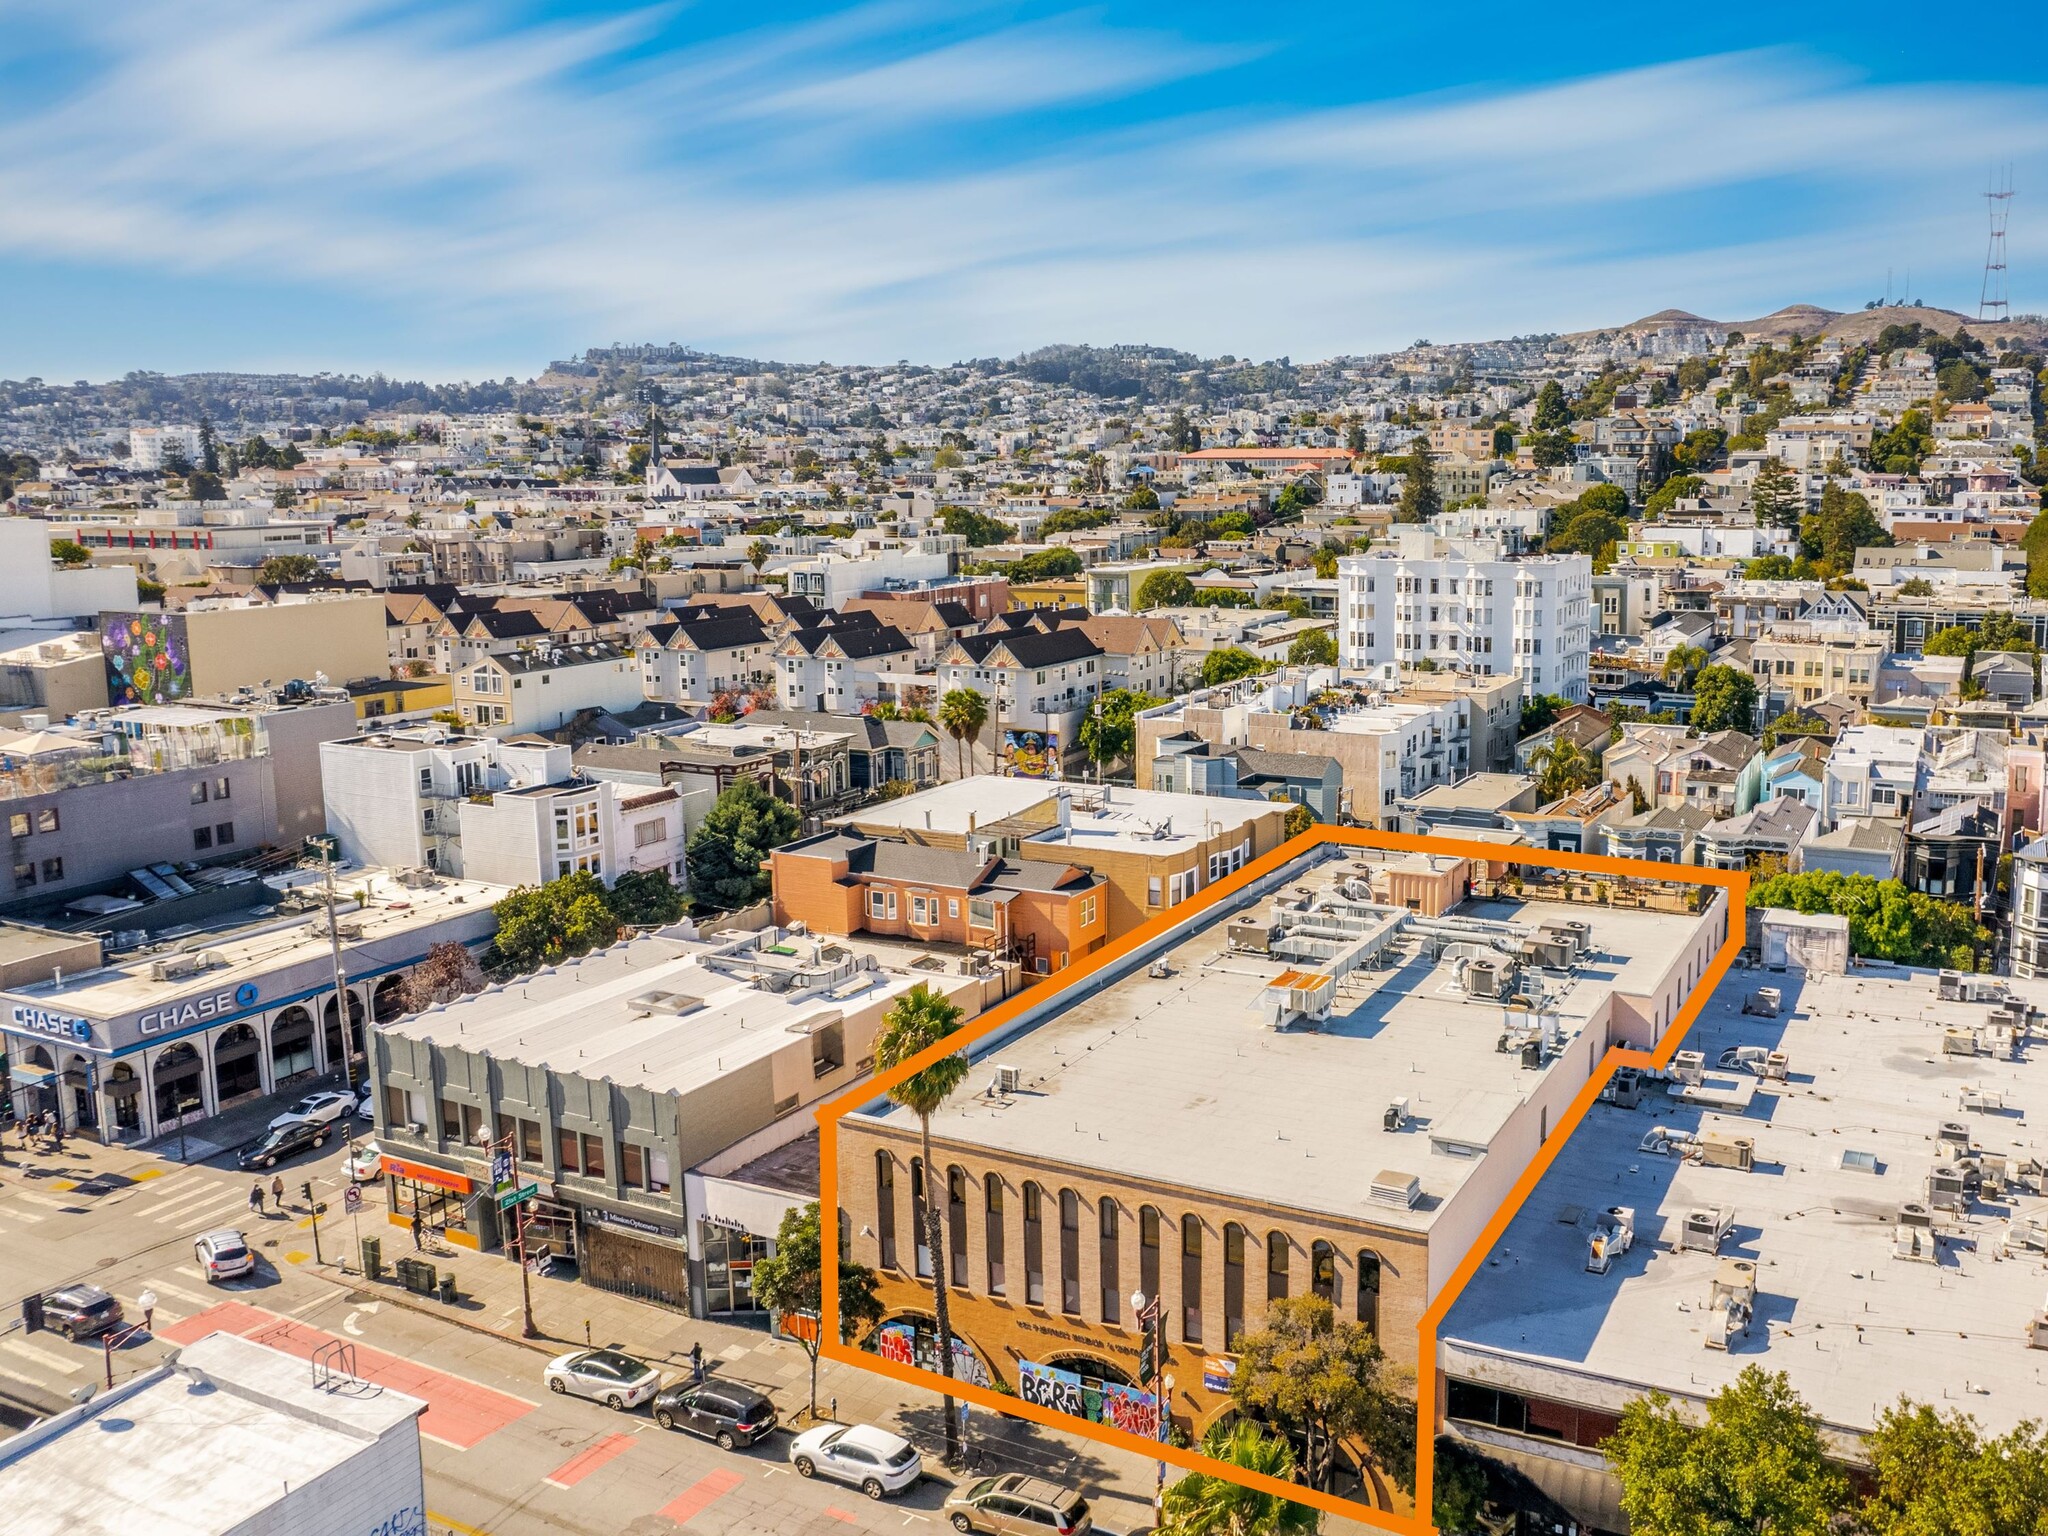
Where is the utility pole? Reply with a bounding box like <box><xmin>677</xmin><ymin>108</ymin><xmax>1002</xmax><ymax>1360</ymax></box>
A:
<box><xmin>492</xmin><ymin>1131</ymin><xmax>538</xmax><ymax>1338</ymax></box>
<box><xmin>309</xmin><ymin>836</ymin><xmax>356</xmax><ymax>1096</ymax></box>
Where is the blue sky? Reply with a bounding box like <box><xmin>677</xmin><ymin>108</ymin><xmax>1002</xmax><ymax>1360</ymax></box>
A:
<box><xmin>2</xmin><ymin>0</ymin><xmax>2046</xmax><ymax>381</ymax></box>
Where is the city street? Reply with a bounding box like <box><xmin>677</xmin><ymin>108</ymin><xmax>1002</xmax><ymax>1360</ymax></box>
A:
<box><xmin>0</xmin><ymin>1094</ymin><xmax>1171</xmax><ymax>1536</ymax></box>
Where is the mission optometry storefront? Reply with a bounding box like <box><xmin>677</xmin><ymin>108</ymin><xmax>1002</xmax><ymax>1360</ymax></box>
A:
<box><xmin>0</xmin><ymin>899</ymin><xmax>496</xmax><ymax>1144</ymax></box>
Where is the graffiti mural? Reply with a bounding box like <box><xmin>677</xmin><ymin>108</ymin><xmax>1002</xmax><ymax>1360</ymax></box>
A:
<box><xmin>873</xmin><ymin>1319</ymin><xmax>990</xmax><ymax>1388</ymax></box>
<box><xmin>1001</xmin><ymin>728</ymin><xmax>1061</xmax><ymax>780</ymax></box>
<box><xmin>102</xmin><ymin>612</ymin><xmax>191</xmax><ymax>706</ymax></box>
<box><xmin>1017</xmin><ymin>1360</ymin><xmax>1160</xmax><ymax>1438</ymax></box>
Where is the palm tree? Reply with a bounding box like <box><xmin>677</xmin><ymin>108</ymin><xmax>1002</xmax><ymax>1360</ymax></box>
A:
<box><xmin>938</xmin><ymin>687</ymin><xmax>988</xmax><ymax>780</ymax></box>
<box><xmin>873</xmin><ymin>983</ymin><xmax>971</xmax><ymax>1466</ymax></box>
<box><xmin>1160</xmin><ymin>1421</ymin><xmax>1322</xmax><ymax>1535</ymax></box>
<box><xmin>1661</xmin><ymin>643</ymin><xmax>1709</xmax><ymax>688</ymax></box>
<box><xmin>1529</xmin><ymin>738</ymin><xmax>1600</xmax><ymax>804</ymax></box>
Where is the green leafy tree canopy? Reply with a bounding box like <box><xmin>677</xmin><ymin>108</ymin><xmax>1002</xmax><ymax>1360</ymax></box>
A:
<box><xmin>685</xmin><ymin>777</ymin><xmax>801</xmax><ymax>910</ymax></box>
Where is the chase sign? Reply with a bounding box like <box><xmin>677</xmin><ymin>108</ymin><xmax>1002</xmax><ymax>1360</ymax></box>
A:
<box><xmin>9</xmin><ymin>1005</ymin><xmax>92</xmax><ymax>1043</ymax></box>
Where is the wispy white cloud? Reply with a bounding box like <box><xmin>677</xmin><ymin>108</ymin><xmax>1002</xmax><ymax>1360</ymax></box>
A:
<box><xmin>0</xmin><ymin>2</ymin><xmax>2042</xmax><ymax>371</ymax></box>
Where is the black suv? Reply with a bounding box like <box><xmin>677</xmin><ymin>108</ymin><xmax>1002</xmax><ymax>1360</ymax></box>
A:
<box><xmin>651</xmin><ymin>1381</ymin><xmax>779</xmax><ymax>1449</ymax></box>
<box><xmin>40</xmin><ymin>1285</ymin><xmax>124</xmax><ymax>1341</ymax></box>
<box><xmin>236</xmin><ymin>1117</ymin><xmax>328</xmax><ymax>1170</ymax></box>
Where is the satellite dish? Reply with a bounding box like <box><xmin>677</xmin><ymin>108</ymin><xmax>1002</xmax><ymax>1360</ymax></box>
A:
<box><xmin>69</xmin><ymin>1383</ymin><xmax>98</xmax><ymax>1406</ymax></box>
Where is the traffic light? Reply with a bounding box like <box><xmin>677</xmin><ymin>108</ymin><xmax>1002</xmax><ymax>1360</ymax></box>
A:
<box><xmin>301</xmin><ymin>1181</ymin><xmax>314</xmax><ymax>1207</ymax></box>
<box><xmin>1137</xmin><ymin>1313</ymin><xmax>1157</xmax><ymax>1382</ymax></box>
<box><xmin>21</xmin><ymin>1295</ymin><xmax>43</xmax><ymax>1335</ymax></box>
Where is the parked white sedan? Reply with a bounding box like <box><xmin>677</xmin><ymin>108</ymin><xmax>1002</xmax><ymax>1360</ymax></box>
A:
<box><xmin>542</xmin><ymin>1349</ymin><xmax>661</xmax><ymax>1411</ymax></box>
<box><xmin>269</xmin><ymin>1090</ymin><xmax>357</xmax><ymax>1131</ymax></box>
<box><xmin>789</xmin><ymin>1422</ymin><xmax>923</xmax><ymax>1499</ymax></box>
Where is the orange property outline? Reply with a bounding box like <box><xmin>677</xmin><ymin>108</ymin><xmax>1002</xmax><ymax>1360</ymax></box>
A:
<box><xmin>814</xmin><ymin>826</ymin><xmax>1750</xmax><ymax>1533</ymax></box>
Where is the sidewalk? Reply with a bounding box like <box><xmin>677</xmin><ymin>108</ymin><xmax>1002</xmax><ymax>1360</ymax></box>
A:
<box><xmin>308</xmin><ymin>1227</ymin><xmax>1162</xmax><ymax>1527</ymax></box>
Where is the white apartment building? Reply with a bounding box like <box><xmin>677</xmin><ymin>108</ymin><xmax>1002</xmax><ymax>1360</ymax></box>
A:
<box><xmin>126</xmin><ymin>424</ymin><xmax>205</xmax><ymax>470</ymax></box>
<box><xmin>0</xmin><ymin>517</ymin><xmax>139</xmax><ymax>625</ymax></box>
<box><xmin>1338</xmin><ymin>529</ymin><xmax>1593</xmax><ymax>702</ymax></box>
<box><xmin>637</xmin><ymin>610</ymin><xmax>777</xmax><ymax>706</ymax></box>
<box><xmin>320</xmin><ymin>726</ymin><xmax>684</xmax><ymax>885</ymax></box>
<box><xmin>455</xmin><ymin>640</ymin><xmax>642</xmax><ymax>737</ymax></box>
<box><xmin>1820</xmin><ymin>725</ymin><xmax>1921</xmax><ymax>829</ymax></box>
<box><xmin>782</xmin><ymin>547</ymin><xmax>951</xmax><ymax>609</ymax></box>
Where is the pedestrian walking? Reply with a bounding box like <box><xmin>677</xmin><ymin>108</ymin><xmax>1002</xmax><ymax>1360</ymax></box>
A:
<box><xmin>138</xmin><ymin>1288</ymin><xmax>157</xmax><ymax>1333</ymax></box>
<box><xmin>410</xmin><ymin>1210</ymin><xmax>424</xmax><ymax>1251</ymax></box>
<box><xmin>270</xmin><ymin>1174</ymin><xmax>285</xmax><ymax>1210</ymax></box>
<box><xmin>689</xmin><ymin>1341</ymin><xmax>705</xmax><ymax>1384</ymax></box>
<box><xmin>249</xmin><ymin>1180</ymin><xmax>264</xmax><ymax>1215</ymax></box>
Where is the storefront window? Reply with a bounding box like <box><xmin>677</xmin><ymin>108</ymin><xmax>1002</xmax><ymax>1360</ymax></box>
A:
<box><xmin>701</xmin><ymin>1221</ymin><xmax>770</xmax><ymax>1315</ymax></box>
<box><xmin>390</xmin><ymin>1176</ymin><xmax>472</xmax><ymax>1243</ymax></box>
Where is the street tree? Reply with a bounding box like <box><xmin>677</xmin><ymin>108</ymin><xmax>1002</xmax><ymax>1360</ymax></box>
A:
<box><xmin>1078</xmin><ymin>689</ymin><xmax>1165</xmax><ymax>778</ymax></box>
<box><xmin>873</xmin><ymin>983</ymin><xmax>971</xmax><ymax>1465</ymax></box>
<box><xmin>1689</xmin><ymin>664</ymin><xmax>1759</xmax><ymax>735</ymax></box>
<box><xmin>1860</xmin><ymin>1400</ymin><xmax>2048</xmax><ymax>1536</ymax></box>
<box><xmin>1229</xmin><ymin>1295</ymin><xmax>1412</xmax><ymax>1495</ymax></box>
<box><xmin>937</xmin><ymin>687</ymin><xmax>989</xmax><ymax>778</ymax></box>
<box><xmin>1604</xmin><ymin>1367</ymin><xmax>1846</xmax><ymax>1536</ymax></box>
<box><xmin>1159</xmin><ymin>1421</ymin><xmax>1321</xmax><ymax>1536</ymax></box>
<box><xmin>685</xmin><ymin>777</ymin><xmax>801</xmax><ymax>910</ymax></box>
<box><xmin>749</xmin><ymin>1201</ymin><xmax>883</xmax><ymax>1420</ymax></box>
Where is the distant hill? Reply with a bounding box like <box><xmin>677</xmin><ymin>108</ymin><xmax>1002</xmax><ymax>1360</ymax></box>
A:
<box><xmin>1585</xmin><ymin>302</ymin><xmax>2046</xmax><ymax>349</ymax></box>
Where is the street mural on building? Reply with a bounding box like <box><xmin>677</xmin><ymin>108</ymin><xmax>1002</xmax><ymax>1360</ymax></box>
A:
<box><xmin>1017</xmin><ymin>1360</ymin><xmax>1161</xmax><ymax>1438</ymax></box>
<box><xmin>102</xmin><ymin>612</ymin><xmax>191</xmax><ymax>706</ymax></box>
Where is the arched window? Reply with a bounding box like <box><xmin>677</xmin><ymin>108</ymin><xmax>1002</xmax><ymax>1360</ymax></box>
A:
<box><xmin>910</xmin><ymin>1158</ymin><xmax>932</xmax><ymax>1278</ymax></box>
<box><xmin>1098</xmin><ymin>1199</ymin><xmax>1120</xmax><ymax>1323</ymax></box>
<box><xmin>1180</xmin><ymin>1215</ymin><xmax>1203</xmax><ymax>1344</ymax></box>
<box><xmin>1223</xmin><ymin>1224</ymin><xmax>1246</xmax><ymax>1350</ymax></box>
<box><xmin>1266</xmin><ymin>1230</ymin><xmax>1289</xmax><ymax>1302</ymax></box>
<box><xmin>212</xmin><ymin>1022</ymin><xmax>262</xmax><ymax>1103</ymax></box>
<box><xmin>1023</xmin><ymin>1184</ymin><xmax>1045</xmax><ymax>1305</ymax></box>
<box><xmin>875</xmin><ymin>1153</ymin><xmax>897</xmax><ymax>1269</ymax></box>
<box><xmin>1139</xmin><ymin>1206</ymin><xmax>1161</xmax><ymax>1302</ymax></box>
<box><xmin>1357</xmin><ymin>1250</ymin><xmax>1382</xmax><ymax>1335</ymax></box>
<box><xmin>1311</xmin><ymin>1240</ymin><xmax>1336</xmax><ymax>1303</ymax></box>
<box><xmin>947</xmin><ymin>1167</ymin><xmax>969</xmax><ymax>1286</ymax></box>
<box><xmin>985</xmin><ymin>1175</ymin><xmax>1006</xmax><ymax>1295</ymax></box>
<box><xmin>1059</xmin><ymin>1189</ymin><xmax>1082</xmax><ymax>1315</ymax></box>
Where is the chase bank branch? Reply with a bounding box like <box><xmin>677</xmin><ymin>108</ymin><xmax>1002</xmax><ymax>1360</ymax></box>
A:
<box><xmin>0</xmin><ymin>868</ymin><xmax>503</xmax><ymax>1145</ymax></box>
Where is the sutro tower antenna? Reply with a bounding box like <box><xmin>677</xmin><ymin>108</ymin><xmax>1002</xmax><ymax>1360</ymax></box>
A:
<box><xmin>1979</xmin><ymin>166</ymin><xmax>2014</xmax><ymax>322</ymax></box>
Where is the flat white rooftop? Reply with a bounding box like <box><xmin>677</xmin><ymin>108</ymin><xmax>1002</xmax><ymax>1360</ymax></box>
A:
<box><xmin>862</xmin><ymin>862</ymin><xmax>1712</xmax><ymax>1234</ymax></box>
<box><xmin>1442</xmin><ymin>962</ymin><xmax>2048</xmax><ymax>1438</ymax></box>
<box><xmin>1024</xmin><ymin>784</ymin><xmax>1275</xmax><ymax>859</ymax></box>
<box><xmin>834</xmin><ymin>775</ymin><xmax>1053</xmax><ymax>835</ymax></box>
<box><xmin>0</xmin><ymin>1331</ymin><xmax>423</xmax><ymax>1536</ymax></box>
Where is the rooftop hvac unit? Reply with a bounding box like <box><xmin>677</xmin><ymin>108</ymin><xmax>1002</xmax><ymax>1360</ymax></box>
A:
<box><xmin>1719</xmin><ymin>1045</ymin><xmax>1772</xmax><ymax>1073</ymax></box>
<box><xmin>1461</xmin><ymin>957</ymin><xmax>1507</xmax><ymax>999</ymax></box>
<box><xmin>1894</xmin><ymin>1220</ymin><xmax>1938</xmax><ymax>1263</ymax></box>
<box><xmin>1678</xmin><ymin>1206</ymin><xmax>1734</xmax><ymax>1253</ymax></box>
<box><xmin>2001</xmin><ymin>1212</ymin><xmax>2048</xmax><ymax>1256</ymax></box>
<box><xmin>1928</xmin><ymin>1166</ymin><xmax>1968</xmax><ymax>1213</ymax></box>
<box><xmin>1602</xmin><ymin>1066</ymin><xmax>1648</xmax><ymax>1110</ymax></box>
<box><xmin>1937</xmin><ymin>1120</ymin><xmax>1973</xmax><ymax>1150</ymax></box>
<box><xmin>1961</xmin><ymin>1085</ymin><xmax>2007</xmax><ymax>1114</ymax></box>
<box><xmin>1586</xmin><ymin>1206</ymin><xmax>1634</xmax><ymax>1274</ymax></box>
<box><xmin>1384</xmin><ymin>1097</ymin><xmax>1409</xmax><ymax>1132</ymax></box>
<box><xmin>1741</xmin><ymin>988</ymin><xmax>1781</xmax><ymax>1017</ymax></box>
<box><xmin>1897</xmin><ymin>1200</ymin><xmax>1934</xmax><ymax>1229</ymax></box>
<box><xmin>1699</xmin><ymin>1132</ymin><xmax>1755</xmax><ymax>1172</ymax></box>
<box><xmin>1640</xmin><ymin>1125</ymin><xmax>1699</xmax><ymax>1157</ymax></box>
<box><xmin>1520</xmin><ymin>1038</ymin><xmax>1543</xmax><ymax>1071</ymax></box>
<box><xmin>1370</xmin><ymin>1170</ymin><xmax>1422</xmax><ymax>1209</ymax></box>
<box><xmin>1763</xmin><ymin>1050</ymin><xmax>1790</xmax><ymax>1082</ymax></box>
<box><xmin>993</xmin><ymin>1064</ymin><xmax>1023</xmax><ymax>1095</ymax></box>
<box><xmin>1939</xmin><ymin>969</ymin><xmax>1966</xmax><ymax>1001</ymax></box>
<box><xmin>1671</xmin><ymin>1050</ymin><xmax>1706</xmax><ymax>1087</ymax></box>
<box><xmin>1704</xmin><ymin>1258</ymin><xmax>1757</xmax><ymax>1351</ymax></box>
<box><xmin>1227</xmin><ymin>919</ymin><xmax>1278</xmax><ymax>954</ymax></box>
<box><xmin>1942</xmin><ymin>1028</ymin><xmax>1983</xmax><ymax>1058</ymax></box>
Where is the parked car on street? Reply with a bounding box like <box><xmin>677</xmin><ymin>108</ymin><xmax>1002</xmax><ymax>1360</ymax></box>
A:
<box><xmin>236</xmin><ymin>1117</ymin><xmax>329</xmax><ymax>1170</ymax></box>
<box><xmin>651</xmin><ymin>1381</ymin><xmax>778</xmax><ymax>1448</ymax></box>
<box><xmin>354</xmin><ymin>1082</ymin><xmax>374</xmax><ymax>1120</ymax></box>
<box><xmin>788</xmin><ymin>1422</ymin><xmax>922</xmax><ymax>1499</ymax></box>
<box><xmin>344</xmin><ymin>1141</ymin><xmax>384</xmax><ymax>1183</ymax></box>
<box><xmin>39</xmin><ymin>1285</ymin><xmax>123</xmax><ymax>1340</ymax></box>
<box><xmin>542</xmin><ymin>1349</ymin><xmax>661</xmax><ymax>1410</ymax></box>
<box><xmin>943</xmin><ymin>1475</ymin><xmax>1095</xmax><ymax>1534</ymax></box>
<box><xmin>269</xmin><ymin>1090</ymin><xmax>356</xmax><ymax>1131</ymax></box>
<box><xmin>194</xmin><ymin>1229</ymin><xmax>256</xmax><ymax>1283</ymax></box>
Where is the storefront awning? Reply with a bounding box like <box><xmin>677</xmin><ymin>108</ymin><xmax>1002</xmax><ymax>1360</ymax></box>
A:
<box><xmin>380</xmin><ymin>1156</ymin><xmax>472</xmax><ymax>1194</ymax></box>
<box><xmin>7</xmin><ymin>1062</ymin><xmax>56</xmax><ymax>1086</ymax></box>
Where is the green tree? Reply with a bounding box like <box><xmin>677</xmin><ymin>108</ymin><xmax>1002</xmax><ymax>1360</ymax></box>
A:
<box><xmin>937</xmin><ymin>687</ymin><xmax>989</xmax><ymax>779</ymax></box>
<box><xmin>1078</xmin><ymin>689</ymin><xmax>1166</xmax><ymax>777</ymax></box>
<box><xmin>1229</xmin><ymin>1294</ymin><xmax>1412</xmax><ymax>1494</ymax></box>
<box><xmin>1643</xmin><ymin>473</ymin><xmax>1705</xmax><ymax>520</ymax></box>
<box><xmin>48</xmin><ymin>538</ymin><xmax>91</xmax><ymax>567</ymax></box>
<box><xmin>256</xmin><ymin>553</ymin><xmax>322</xmax><ymax>585</ymax></box>
<box><xmin>1860</xmin><ymin>1400</ymin><xmax>2048</xmax><ymax>1536</ymax></box>
<box><xmin>1041</xmin><ymin>506</ymin><xmax>1113</xmax><ymax>535</ymax></box>
<box><xmin>1519</xmin><ymin>693</ymin><xmax>1573</xmax><ymax>739</ymax></box>
<box><xmin>1746</xmin><ymin>869</ymin><xmax>1987</xmax><ymax>969</ymax></box>
<box><xmin>604</xmin><ymin>869</ymin><xmax>688</xmax><ymax>927</ymax></box>
<box><xmin>1531</xmin><ymin>737</ymin><xmax>1601</xmax><ymax>802</ymax></box>
<box><xmin>1894</xmin><ymin>576</ymin><xmax>1933</xmax><ymax>597</ymax></box>
<box><xmin>1159</xmin><ymin>1421</ymin><xmax>1321</xmax><ymax>1536</ymax></box>
<box><xmin>1122</xmin><ymin>484</ymin><xmax>1161</xmax><ymax>512</ymax></box>
<box><xmin>1869</xmin><ymin>409</ymin><xmax>1934</xmax><ymax>475</ymax></box>
<box><xmin>1922</xmin><ymin>624</ymin><xmax>1976</xmax><ymax>657</ymax></box>
<box><xmin>1288</xmin><ymin>629</ymin><xmax>1338</xmax><ymax>667</ymax></box>
<box><xmin>1748</xmin><ymin>459</ymin><xmax>1802</xmax><ymax>529</ymax></box>
<box><xmin>939</xmin><ymin>506</ymin><xmax>1012</xmax><ymax>547</ymax></box>
<box><xmin>1137</xmin><ymin>569</ymin><xmax>1197</xmax><ymax>609</ymax></box>
<box><xmin>1531</xmin><ymin>380</ymin><xmax>1571</xmax><ymax>431</ymax></box>
<box><xmin>1690</xmin><ymin>664</ymin><xmax>1759</xmax><ymax>734</ymax></box>
<box><xmin>1798</xmin><ymin>482</ymin><xmax>1888</xmax><ymax>571</ymax></box>
<box><xmin>873</xmin><ymin>983</ymin><xmax>971</xmax><ymax>1465</ymax></box>
<box><xmin>1662</xmin><ymin>644</ymin><xmax>1710</xmax><ymax>688</ymax></box>
<box><xmin>1396</xmin><ymin>448</ymin><xmax>1442</xmax><ymax>523</ymax></box>
<box><xmin>1529</xmin><ymin>430</ymin><xmax>1577</xmax><ymax>468</ymax></box>
<box><xmin>685</xmin><ymin>778</ymin><xmax>801</xmax><ymax>910</ymax></box>
<box><xmin>1201</xmin><ymin>647</ymin><xmax>1270</xmax><ymax>687</ymax></box>
<box><xmin>2022</xmin><ymin>505</ymin><xmax>2048</xmax><ymax>599</ymax></box>
<box><xmin>1281</xmin><ymin>801</ymin><xmax>1315</xmax><ymax>839</ymax></box>
<box><xmin>492</xmin><ymin>871</ymin><xmax>623</xmax><ymax>973</ymax></box>
<box><xmin>185</xmin><ymin>470</ymin><xmax>225</xmax><ymax>501</ymax></box>
<box><xmin>1760</xmin><ymin>710</ymin><xmax>1831</xmax><ymax>752</ymax></box>
<box><xmin>748</xmin><ymin>1201</ymin><xmax>884</xmax><ymax>1421</ymax></box>
<box><xmin>1605</xmin><ymin>1367</ymin><xmax>1845</xmax><ymax>1536</ymax></box>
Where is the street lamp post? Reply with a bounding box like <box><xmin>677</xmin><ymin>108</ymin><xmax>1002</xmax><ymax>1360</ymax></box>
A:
<box><xmin>1132</xmin><ymin>1289</ymin><xmax>1170</xmax><ymax>1514</ymax></box>
<box><xmin>492</xmin><ymin>1130</ymin><xmax>538</xmax><ymax>1339</ymax></box>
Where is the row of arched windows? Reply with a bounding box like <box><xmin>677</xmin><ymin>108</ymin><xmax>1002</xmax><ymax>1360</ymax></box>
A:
<box><xmin>876</xmin><ymin>1153</ymin><xmax>1383</xmax><ymax>1346</ymax></box>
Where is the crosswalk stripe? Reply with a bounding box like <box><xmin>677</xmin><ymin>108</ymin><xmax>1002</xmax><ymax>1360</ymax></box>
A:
<box><xmin>8</xmin><ymin>1189</ymin><xmax>81</xmax><ymax>1211</ymax></box>
<box><xmin>142</xmin><ymin>1278</ymin><xmax>215</xmax><ymax>1311</ymax></box>
<box><xmin>3</xmin><ymin>1207</ymin><xmax>47</xmax><ymax>1225</ymax></box>
<box><xmin>154</xmin><ymin>1192</ymin><xmax>253</xmax><ymax>1227</ymax></box>
<box><xmin>0</xmin><ymin>1335</ymin><xmax>92</xmax><ymax>1379</ymax></box>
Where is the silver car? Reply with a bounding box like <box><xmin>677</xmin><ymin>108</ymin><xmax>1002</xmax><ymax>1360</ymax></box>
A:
<box><xmin>195</xmin><ymin>1228</ymin><xmax>255</xmax><ymax>1283</ymax></box>
<box><xmin>542</xmin><ymin>1349</ymin><xmax>661</xmax><ymax>1410</ymax></box>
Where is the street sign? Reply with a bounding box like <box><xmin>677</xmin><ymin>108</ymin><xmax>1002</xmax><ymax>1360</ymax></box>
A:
<box><xmin>304</xmin><ymin>833</ymin><xmax>340</xmax><ymax>863</ymax></box>
<box><xmin>498</xmin><ymin>1183</ymin><xmax>539</xmax><ymax>1211</ymax></box>
<box><xmin>343</xmin><ymin>1185</ymin><xmax>364</xmax><ymax>1214</ymax></box>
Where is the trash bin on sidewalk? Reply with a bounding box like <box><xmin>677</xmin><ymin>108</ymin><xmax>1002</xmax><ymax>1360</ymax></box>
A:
<box><xmin>394</xmin><ymin>1257</ymin><xmax>438</xmax><ymax>1295</ymax></box>
<box><xmin>437</xmin><ymin>1273</ymin><xmax>458</xmax><ymax>1305</ymax></box>
<box><xmin>360</xmin><ymin>1236</ymin><xmax>383</xmax><ymax>1282</ymax></box>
